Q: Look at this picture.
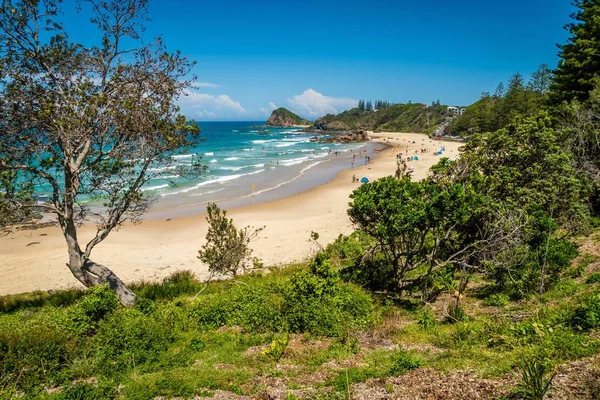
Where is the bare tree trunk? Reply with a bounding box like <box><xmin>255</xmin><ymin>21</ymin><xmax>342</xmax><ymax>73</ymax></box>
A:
<box><xmin>62</xmin><ymin>219</ymin><xmax>136</xmax><ymax>306</ymax></box>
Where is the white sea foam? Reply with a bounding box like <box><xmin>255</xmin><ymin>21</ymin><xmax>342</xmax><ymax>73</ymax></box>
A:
<box><xmin>281</xmin><ymin>156</ymin><xmax>309</xmax><ymax>166</ymax></box>
<box><xmin>245</xmin><ymin>160</ymin><xmax>328</xmax><ymax>197</ymax></box>
<box><xmin>252</xmin><ymin>163</ymin><xmax>265</xmax><ymax>168</ymax></box>
<box><xmin>172</xmin><ymin>153</ymin><xmax>196</xmax><ymax>159</ymax></box>
<box><xmin>275</xmin><ymin>142</ymin><xmax>296</xmax><ymax>148</ymax></box>
<box><xmin>142</xmin><ymin>184</ymin><xmax>169</xmax><ymax>192</ymax></box>
<box><xmin>209</xmin><ymin>159</ymin><xmax>218</xmax><ymax>163</ymax></box>
<box><xmin>204</xmin><ymin>152</ymin><xmax>214</xmax><ymax>156</ymax></box>
<box><xmin>190</xmin><ymin>187</ymin><xmax>226</xmax><ymax>197</ymax></box>
<box><xmin>149</xmin><ymin>165</ymin><xmax>177</xmax><ymax>172</ymax></box>
<box><xmin>251</xmin><ymin>139</ymin><xmax>277</xmax><ymax>144</ymax></box>
<box><xmin>162</xmin><ymin>169</ymin><xmax>264</xmax><ymax>197</ymax></box>
<box><xmin>242</xmin><ymin>148</ymin><xmax>252</xmax><ymax>151</ymax></box>
<box><xmin>224</xmin><ymin>157</ymin><xmax>240</xmax><ymax>161</ymax></box>
<box><xmin>219</xmin><ymin>166</ymin><xmax>244</xmax><ymax>171</ymax></box>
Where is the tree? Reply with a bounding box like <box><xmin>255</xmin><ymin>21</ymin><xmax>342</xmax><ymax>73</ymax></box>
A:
<box><xmin>0</xmin><ymin>0</ymin><xmax>202</xmax><ymax>305</ymax></box>
<box><xmin>551</xmin><ymin>0</ymin><xmax>600</xmax><ymax>104</ymax></box>
<box><xmin>197</xmin><ymin>203</ymin><xmax>264</xmax><ymax>279</ymax></box>
<box><xmin>530</xmin><ymin>64</ymin><xmax>552</xmax><ymax>96</ymax></box>
<box><xmin>347</xmin><ymin>176</ymin><xmax>485</xmax><ymax>300</ymax></box>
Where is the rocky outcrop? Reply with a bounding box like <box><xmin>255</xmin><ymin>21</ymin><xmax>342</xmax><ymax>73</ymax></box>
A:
<box><xmin>266</xmin><ymin>108</ymin><xmax>310</xmax><ymax>127</ymax></box>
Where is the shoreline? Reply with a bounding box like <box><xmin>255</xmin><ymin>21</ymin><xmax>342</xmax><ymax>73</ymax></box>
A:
<box><xmin>0</xmin><ymin>132</ymin><xmax>463</xmax><ymax>296</ymax></box>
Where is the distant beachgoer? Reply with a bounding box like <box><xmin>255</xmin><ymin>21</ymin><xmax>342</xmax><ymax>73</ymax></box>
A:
<box><xmin>352</xmin><ymin>174</ymin><xmax>356</xmax><ymax>182</ymax></box>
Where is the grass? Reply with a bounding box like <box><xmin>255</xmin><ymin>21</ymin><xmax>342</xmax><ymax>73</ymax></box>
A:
<box><xmin>1</xmin><ymin>258</ymin><xmax>600</xmax><ymax>398</ymax></box>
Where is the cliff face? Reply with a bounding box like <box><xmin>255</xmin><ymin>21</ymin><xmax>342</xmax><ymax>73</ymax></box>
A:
<box><xmin>266</xmin><ymin>108</ymin><xmax>309</xmax><ymax>127</ymax></box>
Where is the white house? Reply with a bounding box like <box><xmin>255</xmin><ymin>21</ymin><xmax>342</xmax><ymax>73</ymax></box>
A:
<box><xmin>447</xmin><ymin>106</ymin><xmax>465</xmax><ymax>116</ymax></box>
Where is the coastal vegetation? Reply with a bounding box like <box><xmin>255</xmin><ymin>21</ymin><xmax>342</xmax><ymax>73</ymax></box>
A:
<box><xmin>266</xmin><ymin>108</ymin><xmax>310</xmax><ymax>127</ymax></box>
<box><xmin>311</xmin><ymin>102</ymin><xmax>449</xmax><ymax>134</ymax></box>
<box><xmin>2</xmin><ymin>0</ymin><xmax>600</xmax><ymax>398</ymax></box>
<box><xmin>0</xmin><ymin>0</ymin><xmax>202</xmax><ymax>305</ymax></box>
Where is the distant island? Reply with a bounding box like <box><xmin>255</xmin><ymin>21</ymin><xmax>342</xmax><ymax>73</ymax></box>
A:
<box><xmin>266</xmin><ymin>107</ymin><xmax>310</xmax><ymax>127</ymax></box>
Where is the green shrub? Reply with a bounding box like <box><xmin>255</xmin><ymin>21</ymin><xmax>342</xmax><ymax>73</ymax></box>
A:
<box><xmin>388</xmin><ymin>351</ymin><xmax>422</xmax><ymax>375</ymax></box>
<box><xmin>446</xmin><ymin>302</ymin><xmax>467</xmax><ymax>323</ymax></box>
<box><xmin>516</xmin><ymin>354</ymin><xmax>555</xmax><ymax>400</ymax></box>
<box><xmin>59</xmin><ymin>285</ymin><xmax>120</xmax><ymax>335</ymax></box>
<box><xmin>0</xmin><ymin>317</ymin><xmax>78</xmax><ymax>390</ymax></box>
<box><xmin>94</xmin><ymin>308</ymin><xmax>174</xmax><ymax>376</ymax></box>
<box><xmin>570</xmin><ymin>292</ymin><xmax>600</xmax><ymax>331</ymax></box>
<box><xmin>132</xmin><ymin>270</ymin><xmax>202</xmax><ymax>301</ymax></box>
<box><xmin>482</xmin><ymin>293</ymin><xmax>510</xmax><ymax>307</ymax></box>
<box><xmin>58</xmin><ymin>381</ymin><xmax>118</xmax><ymax>400</ymax></box>
<box><xmin>416</xmin><ymin>307</ymin><xmax>436</xmax><ymax>330</ymax></box>
<box><xmin>586</xmin><ymin>272</ymin><xmax>600</xmax><ymax>284</ymax></box>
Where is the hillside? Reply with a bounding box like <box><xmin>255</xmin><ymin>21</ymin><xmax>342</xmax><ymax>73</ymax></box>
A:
<box><xmin>266</xmin><ymin>108</ymin><xmax>310</xmax><ymax>127</ymax></box>
<box><xmin>311</xmin><ymin>103</ymin><xmax>450</xmax><ymax>134</ymax></box>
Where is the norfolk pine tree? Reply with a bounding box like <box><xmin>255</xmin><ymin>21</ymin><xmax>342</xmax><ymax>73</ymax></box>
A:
<box><xmin>0</xmin><ymin>0</ymin><xmax>203</xmax><ymax>305</ymax></box>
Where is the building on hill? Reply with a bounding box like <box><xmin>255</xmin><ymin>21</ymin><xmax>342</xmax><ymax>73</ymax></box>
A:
<box><xmin>447</xmin><ymin>106</ymin><xmax>465</xmax><ymax>116</ymax></box>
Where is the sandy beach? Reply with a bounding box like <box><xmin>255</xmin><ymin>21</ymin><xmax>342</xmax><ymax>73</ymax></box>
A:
<box><xmin>0</xmin><ymin>132</ymin><xmax>463</xmax><ymax>295</ymax></box>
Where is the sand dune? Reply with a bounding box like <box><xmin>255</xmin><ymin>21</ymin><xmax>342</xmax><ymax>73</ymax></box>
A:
<box><xmin>0</xmin><ymin>132</ymin><xmax>463</xmax><ymax>295</ymax></box>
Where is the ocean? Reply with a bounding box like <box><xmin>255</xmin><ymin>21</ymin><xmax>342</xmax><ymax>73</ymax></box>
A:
<box><xmin>144</xmin><ymin>121</ymin><xmax>380</xmax><ymax>217</ymax></box>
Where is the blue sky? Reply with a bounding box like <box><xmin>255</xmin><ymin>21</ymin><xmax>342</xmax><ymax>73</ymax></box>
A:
<box><xmin>62</xmin><ymin>0</ymin><xmax>575</xmax><ymax>120</ymax></box>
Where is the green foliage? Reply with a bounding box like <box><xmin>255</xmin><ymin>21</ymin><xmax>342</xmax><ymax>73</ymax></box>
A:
<box><xmin>198</xmin><ymin>203</ymin><xmax>264</xmax><ymax>278</ymax></box>
<box><xmin>445</xmin><ymin>302</ymin><xmax>467</xmax><ymax>323</ymax></box>
<box><xmin>94</xmin><ymin>308</ymin><xmax>175</xmax><ymax>376</ymax></box>
<box><xmin>347</xmin><ymin>175</ymin><xmax>483</xmax><ymax>297</ymax></box>
<box><xmin>587</xmin><ymin>271</ymin><xmax>600</xmax><ymax>284</ymax></box>
<box><xmin>570</xmin><ymin>292</ymin><xmax>600</xmax><ymax>331</ymax></box>
<box><xmin>59</xmin><ymin>285</ymin><xmax>120</xmax><ymax>335</ymax></box>
<box><xmin>313</xmin><ymin>102</ymin><xmax>448</xmax><ymax>133</ymax></box>
<box><xmin>132</xmin><ymin>270</ymin><xmax>202</xmax><ymax>301</ymax></box>
<box><xmin>388</xmin><ymin>351</ymin><xmax>422</xmax><ymax>375</ymax></box>
<box><xmin>267</xmin><ymin>107</ymin><xmax>310</xmax><ymax>125</ymax></box>
<box><xmin>550</xmin><ymin>0</ymin><xmax>600</xmax><ymax>103</ymax></box>
<box><xmin>282</xmin><ymin>254</ymin><xmax>374</xmax><ymax>336</ymax></box>
<box><xmin>261</xmin><ymin>332</ymin><xmax>290</xmax><ymax>362</ymax></box>
<box><xmin>516</xmin><ymin>354</ymin><xmax>555</xmax><ymax>400</ymax></box>
<box><xmin>482</xmin><ymin>293</ymin><xmax>510</xmax><ymax>307</ymax></box>
<box><xmin>449</xmin><ymin>66</ymin><xmax>550</xmax><ymax>136</ymax></box>
<box><xmin>416</xmin><ymin>306</ymin><xmax>437</xmax><ymax>330</ymax></box>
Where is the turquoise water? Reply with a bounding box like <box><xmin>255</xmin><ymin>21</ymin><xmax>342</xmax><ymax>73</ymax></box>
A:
<box><xmin>142</xmin><ymin>121</ymin><xmax>375</xmax><ymax>216</ymax></box>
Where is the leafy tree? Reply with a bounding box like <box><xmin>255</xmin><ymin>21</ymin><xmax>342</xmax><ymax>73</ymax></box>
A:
<box><xmin>551</xmin><ymin>0</ymin><xmax>600</xmax><ymax>104</ymax></box>
<box><xmin>460</xmin><ymin>112</ymin><xmax>589</xmax><ymax>295</ymax></box>
<box><xmin>347</xmin><ymin>176</ymin><xmax>486</xmax><ymax>300</ymax></box>
<box><xmin>198</xmin><ymin>203</ymin><xmax>264</xmax><ymax>279</ymax></box>
<box><xmin>0</xmin><ymin>0</ymin><xmax>202</xmax><ymax>305</ymax></box>
<box><xmin>530</xmin><ymin>64</ymin><xmax>552</xmax><ymax>96</ymax></box>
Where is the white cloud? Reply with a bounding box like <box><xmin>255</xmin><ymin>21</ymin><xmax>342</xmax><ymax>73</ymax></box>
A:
<box><xmin>287</xmin><ymin>89</ymin><xmax>357</xmax><ymax>118</ymax></box>
<box><xmin>178</xmin><ymin>89</ymin><xmax>246</xmax><ymax>119</ymax></box>
<box><xmin>191</xmin><ymin>81</ymin><xmax>221</xmax><ymax>89</ymax></box>
<box><xmin>259</xmin><ymin>101</ymin><xmax>279</xmax><ymax>116</ymax></box>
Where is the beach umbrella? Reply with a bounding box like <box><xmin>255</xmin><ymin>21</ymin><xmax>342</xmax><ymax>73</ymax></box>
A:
<box><xmin>412</xmin><ymin>156</ymin><xmax>419</xmax><ymax>161</ymax></box>
<box><xmin>360</xmin><ymin>177</ymin><xmax>369</xmax><ymax>183</ymax></box>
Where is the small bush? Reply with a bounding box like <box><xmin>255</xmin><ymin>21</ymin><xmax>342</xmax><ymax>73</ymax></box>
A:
<box><xmin>586</xmin><ymin>272</ymin><xmax>600</xmax><ymax>284</ymax></box>
<box><xmin>446</xmin><ymin>302</ymin><xmax>467</xmax><ymax>323</ymax></box>
<box><xmin>59</xmin><ymin>285</ymin><xmax>120</xmax><ymax>335</ymax></box>
<box><xmin>132</xmin><ymin>270</ymin><xmax>202</xmax><ymax>301</ymax></box>
<box><xmin>516</xmin><ymin>355</ymin><xmax>555</xmax><ymax>400</ymax></box>
<box><xmin>482</xmin><ymin>293</ymin><xmax>510</xmax><ymax>307</ymax></box>
<box><xmin>570</xmin><ymin>292</ymin><xmax>600</xmax><ymax>331</ymax></box>
<box><xmin>416</xmin><ymin>306</ymin><xmax>436</xmax><ymax>330</ymax></box>
<box><xmin>94</xmin><ymin>308</ymin><xmax>174</xmax><ymax>376</ymax></box>
<box><xmin>388</xmin><ymin>351</ymin><xmax>422</xmax><ymax>375</ymax></box>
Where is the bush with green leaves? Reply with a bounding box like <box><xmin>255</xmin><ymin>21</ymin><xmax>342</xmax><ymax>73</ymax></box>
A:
<box><xmin>59</xmin><ymin>285</ymin><xmax>120</xmax><ymax>335</ymax></box>
<box><xmin>198</xmin><ymin>203</ymin><xmax>264</xmax><ymax>278</ymax></box>
<box><xmin>388</xmin><ymin>351</ymin><xmax>422</xmax><ymax>375</ymax></box>
<box><xmin>587</xmin><ymin>272</ymin><xmax>600</xmax><ymax>284</ymax></box>
<box><xmin>94</xmin><ymin>308</ymin><xmax>175</xmax><ymax>376</ymax></box>
<box><xmin>570</xmin><ymin>292</ymin><xmax>600</xmax><ymax>331</ymax></box>
<box><xmin>282</xmin><ymin>254</ymin><xmax>374</xmax><ymax>336</ymax></box>
<box><xmin>516</xmin><ymin>354</ymin><xmax>555</xmax><ymax>400</ymax></box>
<box><xmin>482</xmin><ymin>293</ymin><xmax>510</xmax><ymax>307</ymax></box>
